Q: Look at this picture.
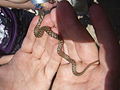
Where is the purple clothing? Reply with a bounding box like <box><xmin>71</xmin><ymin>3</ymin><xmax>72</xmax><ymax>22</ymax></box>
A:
<box><xmin>0</xmin><ymin>7</ymin><xmax>17</xmax><ymax>54</ymax></box>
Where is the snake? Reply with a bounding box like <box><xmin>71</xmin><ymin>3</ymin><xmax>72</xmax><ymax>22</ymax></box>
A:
<box><xmin>34</xmin><ymin>10</ymin><xmax>99</xmax><ymax>76</ymax></box>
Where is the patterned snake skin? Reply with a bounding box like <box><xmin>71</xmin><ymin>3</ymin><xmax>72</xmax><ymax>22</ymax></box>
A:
<box><xmin>34</xmin><ymin>11</ymin><xmax>99</xmax><ymax>76</ymax></box>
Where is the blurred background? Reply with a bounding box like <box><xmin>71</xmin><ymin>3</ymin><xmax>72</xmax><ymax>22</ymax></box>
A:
<box><xmin>98</xmin><ymin>0</ymin><xmax>120</xmax><ymax>43</ymax></box>
<box><xmin>72</xmin><ymin>0</ymin><xmax>120</xmax><ymax>45</ymax></box>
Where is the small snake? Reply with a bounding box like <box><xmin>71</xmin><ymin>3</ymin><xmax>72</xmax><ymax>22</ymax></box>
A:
<box><xmin>34</xmin><ymin>10</ymin><xmax>99</xmax><ymax>76</ymax></box>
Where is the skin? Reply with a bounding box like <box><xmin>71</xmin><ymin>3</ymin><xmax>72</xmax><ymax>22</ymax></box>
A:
<box><xmin>0</xmin><ymin>0</ymin><xmax>55</xmax><ymax>11</ymax></box>
<box><xmin>6</xmin><ymin>0</ymin><xmax>29</xmax><ymax>3</ymax></box>
<box><xmin>0</xmin><ymin>0</ymin><xmax>34</xmax><ymax>9</ymax></box>
<box><xmin>0</xmin><ymin>14</ymin><xmax>61</xmax><ymax>90</ymax></box>
<box><xmin>0</xmin><ymin>0</ymin><xmax>55</xmax><ymax>65</ymax></box>
<box><xmin>52</xmin><ymin>2</ymin><xmax>120</xmax><ymax>90</ymax></box>
<box><xmin>0</xmin><ymin>1</ymin><xmax>120</xmax><ymax>90</ymax></box>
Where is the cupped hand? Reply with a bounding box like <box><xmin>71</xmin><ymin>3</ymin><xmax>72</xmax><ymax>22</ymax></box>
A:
<box><xmin>50</xmin><ymin>1</ymin><xmax>120</xmax><ymax>90</ymax></box>
<box><xmin>0</xmin><ymin>1</ymin><xmax>119</xmax><ymax>90</ymax></box>
<box><xmin>0</xmin><ymin>13</ymin><xmax>61</xmax><ymax>90</ymax></box>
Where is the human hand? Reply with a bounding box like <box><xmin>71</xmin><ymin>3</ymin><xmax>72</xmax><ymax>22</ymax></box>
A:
<box><xmin>0</xmin><ymin>0</ymin><xmax>34</xmax><ymax>9</ymax></box>
<box><xmin>50</xmin><ymin>1</ymin><xmax>120</xmax><ymax>90</ymax></box>
<box><xmin>0</xmin><ymin>1</ymin><xmax>119</xmax><ymax>90</ymax></box>
<box><xmin>0</xmin><ymin>0</ymin><xmax>56</xmax><ymax>9</ymax></box>
<box><xmin>6</xmin><ymin>0</ymin><xmax>29</xmax><ymax>3</ymax></box>
<box><xmin>0</xmin><ymin>13</ymin><xmax>61</xmax><ymax>90</ymax></box>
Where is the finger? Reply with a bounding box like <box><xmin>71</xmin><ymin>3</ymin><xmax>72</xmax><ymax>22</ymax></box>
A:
<box><xmin>43</xmin><ymin>28</ymin><xmax>61</xmax><ymax>78</ymax></box>
<box><xmin>21</xmin><ymin>16</ymin><xmax>39</xmax><ymax>53</ymax></box>
<box><xmin>38</xmin><ymin>27</ymin><xmax>59</xmax><ymax>65</ymax></box>
<box><xmin>39</xmin><ymin>12</ymin><xmax>60</xmax><ymax>64</ymax></box>
<box><xmin>44</xmin><ymin>45</ymin><xmax>61</xmax><ymax>79</ymax></box>
<box><xmin>55</xmin><ymin>1</ymin><xmax>99</xmax><ymax>63</ymax></box>
<box><xmin>0</xmin><ymin>55</ymin><xmax>13</xmax><ymax>65</ymax></box>
<box><xmin>89</xmin><ymin>4</ymin><xmax>120</xmax><ymax>66</ymax></box>
<box><xmin>37</xmin><ymin>16</ymin><xmax>61</xmax><ymax>78</ymax></box>
<box><xmin>32</xmin><ymin>14</ymin><xmax>55</xmax><ymax>58</ymax></box>
<box><xmin>50</xmin><ymin>8</ymin><xmax>71</xmax><ymax>64</ymax></box>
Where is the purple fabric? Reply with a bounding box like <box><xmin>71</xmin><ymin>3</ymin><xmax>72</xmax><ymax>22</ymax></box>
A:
<box><xmin>0</xmin><ymin>7</ymin><xmax>18</xmax><ymax>54</ymax></box>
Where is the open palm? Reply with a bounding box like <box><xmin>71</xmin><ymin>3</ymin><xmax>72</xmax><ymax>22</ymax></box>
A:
<box><xmin>0</xmin><ymin>1</ymin><xmax>119</xmax><ymax>90</ymax></box>
<box><xmin>51</xmin><ymin>1</ymin><xmax>120</xmax><ymax>90</ymax></box>
<box><xmin>0</xmin><ymin>15</ymin><xmax>61</xmax><ymax>90</ymax></box>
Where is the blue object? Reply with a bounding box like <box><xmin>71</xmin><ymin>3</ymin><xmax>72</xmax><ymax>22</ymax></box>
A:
<box><xmin>31</xmin><ymin>0</ymin><xmax>49</xmax><ymax>9</ymax></box>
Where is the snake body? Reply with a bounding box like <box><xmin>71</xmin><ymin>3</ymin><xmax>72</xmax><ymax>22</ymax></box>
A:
<box><xmin>34</xmin><ymin>11</ymin><xmax>99</xmax><ymax>76</ymax></box>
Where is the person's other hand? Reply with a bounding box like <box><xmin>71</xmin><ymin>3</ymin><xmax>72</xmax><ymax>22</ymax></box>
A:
<box><xmin>0</xmin><ymin>0</ymin><xmax>34</xmax><ymax>9</ymax></box>
<box><xmin>51</xmin><ymin>1</ymin><xmax>120</xmax><ymax>90</ymax></box>
<box><xmin>0</xmin><ymin>0</ymin><xmax>56</xmax><ymax>9</ymax></box>
<box><xmin>0</xmin><ymin>13</ymin><xmax>61</xmax><ymax>90</ymax></box>
<box><xmin>6</xmin><ymin>0</ymin><xmax>29</xmax><ymax>3</ymax></box>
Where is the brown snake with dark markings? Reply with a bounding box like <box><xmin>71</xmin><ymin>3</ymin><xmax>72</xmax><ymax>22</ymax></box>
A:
<box><xmin>34</xmin><ymin>10</ymin><xmax>99</xmax><ymax>76</ymax></box>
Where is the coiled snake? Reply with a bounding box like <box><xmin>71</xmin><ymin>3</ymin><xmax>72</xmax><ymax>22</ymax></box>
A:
<box><xmin>34</xmin><ymin>10</ymin><xmax>99</xmax><ymax>76</ymax></box>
